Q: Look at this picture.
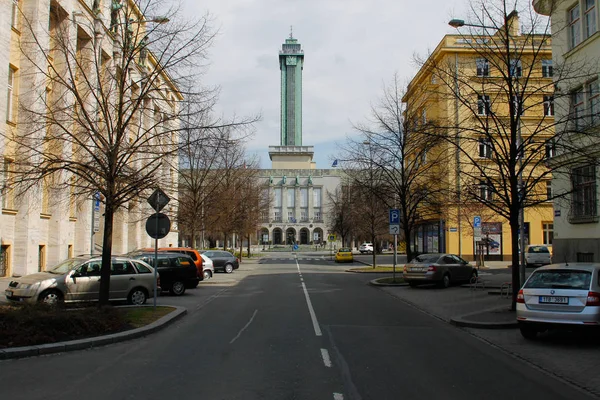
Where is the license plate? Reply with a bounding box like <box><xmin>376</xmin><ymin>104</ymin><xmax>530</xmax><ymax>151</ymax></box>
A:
<box><xmin>5</xmin><ymin>290</ymin><xmax>13</xmax><ymax>297</ymax></box>
<box><xmin>411</xmin><ymin>267</ymin><xmax>425</xmax><ymax>272</ymax></box>
<box><xmin>539</xmin><ymin>296</ymin><xmax>568</xmax><ymax>304</ymax></box>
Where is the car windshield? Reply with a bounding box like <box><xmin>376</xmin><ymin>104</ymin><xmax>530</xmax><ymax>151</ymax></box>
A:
<box><xmin>339</xmin><ymin>248</ymin><xmax>351</xmax><ymax>253</ymax></box>
<box><xmin>528</xmin><ymin>246</ymin><xmax>549</xmax><ymax>253</ymax></box>
<box><xmin>411</xmin><ymin>254</ymin><xmax>440</xmax><ymax>263</ymax></box>
<box><xmin>48</xmin><ymin>258</ymin><xmax>86</xmax><ymax>274</ymax></box>
<box><xmin>524</xmin><ymin>270</ymin><xmax>592</xmax><ymax>290</ymax></box>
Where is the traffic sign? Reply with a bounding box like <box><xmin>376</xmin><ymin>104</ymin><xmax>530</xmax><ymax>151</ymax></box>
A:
<box><xmin>473</xmin><ymin>216</ymin><xmax>481</xmax><ymax>228</ymax></box>
<box><xmin>389</xmin><ymin>225</ymin><xmax>400</xmax><ymax>235</ymax></box>
<box><xmin>389</xmin><ymin>209</ymin><xmax>400</xmax><ymax>224</ymax></box>
<box><xmin>474</xmin><ymin>227</ymin><xmax>482</xmax><ymax>241</ymax></box>
<box><xmin>93</xmin><ymin>192</ymin><xmax>101</xmax><ymax>233</ymax></box>
<box><xmin>328</xmin><ymin>234</ymin><xmax>336</xmax><ymax>242</ymax></box>
<box><xmin>147</xmin><ymin>188</ymin><xmax>170</xmax><ymax>212</ymax></box>
<box><xmin>146</xmin><ymin>213</ymin><xmax>171</xmax><ymax>239</ymax></box>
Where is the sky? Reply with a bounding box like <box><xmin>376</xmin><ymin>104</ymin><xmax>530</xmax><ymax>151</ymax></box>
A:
<box><xmin>182</xmin><ymin>0</ymin><xmax>471</xmax><ymax>169</ymax></box>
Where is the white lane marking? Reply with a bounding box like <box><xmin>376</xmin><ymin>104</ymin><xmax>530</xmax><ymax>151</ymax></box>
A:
<box><xmin>296</xmin><ymin>258</ymin><xmax>322</xmax><ymax>336</ymax></box>
<box><xmin>230</xmin><ymin>309</ymin><xmax>258</xmax><ymax>344</ymax></box>
<box><xmin>333</xmin><ymin>394</ymin><xmax>344</xmax><ymax>400</ymax></box>
<box><xmin>321</xmin><ymin>348</ymin><xmax>332</xmax><ymax>367</ymax></box>
<box><xmin>195</xmin><ymin>288</ymin><xmax>229</xmax><ymax>310</ymax></box>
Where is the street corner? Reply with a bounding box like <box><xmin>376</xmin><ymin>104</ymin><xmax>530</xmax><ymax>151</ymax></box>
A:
<box><xmin>450</xmin><ymin>306</ymin><xmax>518</xmax><ymax>329</ymax></box>
<box><xmin>369</xmin><ymin>277</ymin><xmax>408</xmax><ymax>287</ymax></box>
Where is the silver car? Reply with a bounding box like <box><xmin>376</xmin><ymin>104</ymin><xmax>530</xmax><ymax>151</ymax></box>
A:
<box><xmin>403</xmin><ymin>253</ymin><xmax>477</xmax><ymax>288</ymax></box>
<box><xmin>517</xmin><ymin>263</ymin><xmax>600</xmax><ymax>339</ymax></box>
<box><xmin>200</xmin><ymin>254</ymin><xmax>215</xmax><ymax>279</ymax></box>
<box><xmin>4</xmin><ymin>256</ymin><xmax>156</xmax><ymax>305</ymax></box>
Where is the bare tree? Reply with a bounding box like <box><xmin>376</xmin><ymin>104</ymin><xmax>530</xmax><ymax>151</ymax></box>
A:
<box><xmin>7</xmin><ymin>0</ymin><xmax>224</xmax><ymax>304</ymax></box>
<box><xmin>413</xmin><ymin>0</ymin><xmax>598</xmax><ymax>308</ymax></box>
<box><xmin>340</xmin><ymin>73</ymin><xmax>447</xmax><ymax>264</ymax></box>
<box><xmin>327</xmin><ymin>182</ymin><xmax>355</xmax><ymax>247</ymax></box>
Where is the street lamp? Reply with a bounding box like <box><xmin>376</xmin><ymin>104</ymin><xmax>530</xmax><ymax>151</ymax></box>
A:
<box><xmin>448</xmin><ymin>19</ymin><xmax>496</xmax><ymax>30</ymax></box>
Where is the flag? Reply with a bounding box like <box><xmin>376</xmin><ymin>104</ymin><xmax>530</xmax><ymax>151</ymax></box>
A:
<box><xmin>331</xmin><ymin>159</ymin><xmax>338</xmax><ymax>167</ymax></box>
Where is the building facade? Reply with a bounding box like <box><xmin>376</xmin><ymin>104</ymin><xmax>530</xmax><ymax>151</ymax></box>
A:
<box><xmin>403</xmin><ymin>12</ymin><xmax>555</xmax><ymax>260</ymax></box>
<box><xmin>258</xmin><ymin>35</ymin><xmax>341</xmax><ymax>247</ymax></box>
<box><xmin>0</xmin><ymin>0</ymin><xmax>179</xmax><ymax>277</ymax></box>
<box><xmin>534</xmin><ymin>0</ymin><xmax>600</xmax><ymax>262</ymax></box>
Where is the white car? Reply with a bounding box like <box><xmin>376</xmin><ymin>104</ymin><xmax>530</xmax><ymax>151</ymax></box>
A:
<box><xmin>359</xmin><ymin>243</ymin><xmax>374</xmax><ymax>254</ymax></box>
<box><xmin>525</xmin><ymin>245</ymin><xmax>552</xmax><ymax>267</ymax></box>
<box><xmin>200</xmin><ymin>254</ymin><xmax>215</xmax><ymax>279</ymax></box>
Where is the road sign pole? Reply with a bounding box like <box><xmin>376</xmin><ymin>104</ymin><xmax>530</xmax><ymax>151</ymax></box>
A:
<box><xmin>153</xmin><ymin>192</ymin><xmax>160</xmax><ymax>308</ymax></box>
<box><xmin>393</xmin><ymin>234</ymin><xmax>398</xmax><ymax>282</ymax></box>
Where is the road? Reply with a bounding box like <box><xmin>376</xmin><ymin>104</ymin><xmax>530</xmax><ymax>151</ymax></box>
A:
<box><xmin>0</xmin><ymin>253</ymin><xmax>593</xmax><ymax>399</ymax></box>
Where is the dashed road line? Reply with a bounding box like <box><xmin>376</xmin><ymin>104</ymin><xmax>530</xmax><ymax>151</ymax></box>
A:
<box><xmin>333</xmin><ymin>393</ymin><xmax>344</xmax><ymax>400</ymax></box>
<box><xmin>296</xmin><ymin>257</ymin><xmax>322</xmax><ymax>336</ymax></box>
<box><xmin>321</xmin><ymin>348</ymin><xmax>332</xmax><ymax>367</ymax></box>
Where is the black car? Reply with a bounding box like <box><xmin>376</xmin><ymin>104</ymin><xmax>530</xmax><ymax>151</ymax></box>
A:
<box><xmin>128</xmin><ymin>252</ymin><xmax>199</xmax><ymax>295</ymax></box>
<box><xmin>201</xmin><ymin>250</ymin><xmax>239</xmax><ymax>273</ymax></box>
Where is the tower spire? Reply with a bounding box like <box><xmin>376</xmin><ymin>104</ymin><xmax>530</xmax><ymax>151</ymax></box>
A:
<box><xmin>290</xmin><ymin>25</ymin><xmax>293</xmax><ymax>39</ymax></box>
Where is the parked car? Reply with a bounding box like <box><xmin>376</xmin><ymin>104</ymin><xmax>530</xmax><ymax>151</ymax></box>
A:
<box><xmin>5</xmin><ymin>256</ymin><xmax>155</xmax><ymax>305</ymax></box>
<box><xmin>129</xmin><ymin>252</ymin><xmax>198</xmax><ymax>296</ymax></box>
<box><xmin>359</xmin><ymin>243</ymin><xmax>374</xmax><ymax>254</ymax></box>
<box><xmin>200</xmin><ymin>250</ymin><xmax>239</xmax><ymax>273</ymax></box>
<box><xmin>517</xmin><ymin>263</ymin><xmax>600</xmax><ymax>339</ymax></box>
<box><xmin>335</xmin><ymin>248</ymin><xmax>353</xmax><ymax>263</ymax></box>
<box><xmin>403</xmin><ymin>253</ymin><xmax>477</xmax><ymax>288</ymax></box>
<box><xmin>525</xmin><ymin>245</ymin><xmax>552</xmax><ymax>267</ymax></box>
<box><xmin>158</xmin><ymin>247</ymin><xmax>204</xmax><ymax>282</ymax></box>
<box><xmin>199</xmin><ymin>254</ymin><xmax>215</xmax><ymax>280</ymax></box>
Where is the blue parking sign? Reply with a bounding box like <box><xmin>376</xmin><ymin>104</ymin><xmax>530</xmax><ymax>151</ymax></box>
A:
<box><xmin>473</xmin><ymin>216</ymin><xmax>481</xmax><ymax>228</ymax></box>
<box><xmin>389</xmin><ymin>209</ymin><xmax>400</xmax><ymax>224</ymax></box>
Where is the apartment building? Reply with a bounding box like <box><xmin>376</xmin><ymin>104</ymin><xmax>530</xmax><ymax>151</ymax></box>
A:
<box><xmin>0</xmin><ymin>0</ymin><xmax>179</xmax><ymax>277</ymax></box>
<box><xmin>534</xmin><ymin>0</ymin><xmax>600</xmax><ymax>262</ymax></box>
<box><xmin>402</xmin><ymin>11</ymin><xmax>555</xmax><ymax>261</ymax></box>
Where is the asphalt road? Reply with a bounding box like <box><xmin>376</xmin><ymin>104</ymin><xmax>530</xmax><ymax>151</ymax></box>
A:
<box><xmin>0</xmin><ymin>253</ymin><xmax>593</xmax><ymax>400</ymax></box>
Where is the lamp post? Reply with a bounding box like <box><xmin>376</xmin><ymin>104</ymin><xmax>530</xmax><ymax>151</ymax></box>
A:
<box><xmin>449</xmin><ymin>13</ymin><xmax>527</xmax><ymax>292</ymax></box>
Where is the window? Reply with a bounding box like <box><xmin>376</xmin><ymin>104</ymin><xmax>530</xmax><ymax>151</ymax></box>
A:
<box><xmin>38</xmin><ymin>245</ymin><xmax>46</xmax><ymax>272</ymax></box>
<box><xmin>512</xmin><ymin>95</ymin><xmax>523</xmax><ymax>116</ymax></box>
<box><xmin>478</xmin><ymin>138</ymin><xmax>492</xmax><ymax>158</ymax></box>
<box><xmin>585</xmin><ymin>0</ymin><xmax>597</xmax><ymax>39</ymax></box>
<box><xmin>546</xmin><ymin>181</ymin><xmax>553</xmax><ymax>200</ymax></box>
<box><xmin>274</xmin><ymin>210</ymin><xmax>281</xmax><ymax>222</ymax></box>
<box><xmin>287</xmin><ymin>188</ymin><xmax>295</xmax><ymax>207</ymax></box>
<box><xmin>300</xmin><ymin>188</ymin><xmax>308</xmax><ymax>207</ymax></box>
<box><xmin>260</xmin><ymin>210</ymin><xmax>268</xmax><ymax>221</ymax></box>
<box><xmin>509</xmin><ymin>60</ymin><xmax>522</xmax><ymax>77</ymax></box>
<box><xmin>7</xmin><ymin>66</ymin><xmax>16</xmax><ymax>122</ymax></box>
<box><xmin>314</xmin><ymin>210</ymin><xmax>322</xmax><ymax>221</ymax></box>
<box><xmin>476</xmin><ymin>58</ymin><xmax>489</xmax><ymax>77</ymax></box>
<box><xmin>570</xmin><ymin>4</ymin><xmax>582</xmax><ymax>48</ymax></box>
<box><xmin>2</xmin><ymin>158</ymin><xmax>14</xmax><ymax>209</ymax></box>
<box><xmin>288</xmin><ymin>210</ymin><xmax>295</xmax><ymax>223</ymax></box>
<box><xmin>0</xmin><ymin>245</ymin><xmax>9</xmax><ymax>277</ymax></box>
<box><xmin>570</xmin><ymin>165</ymin><xmax>597</xmax><ymax>222</ymax></box>
<box><xmin>479</xmin><ymin>180</ymin><xmax>493</xmax><ymax>201</ymax></box>
<box><xmin>543</xmin><ymin>223</ymin><xmax>554</xmax><ymax>245</ymax></box>
<box><xmin>544</xmin><ymin>95</ymin><xmax>554</xmax><ymax>116</ymax></box>
<box><xmin>545</xmin><ymin>139</ymin><xmax>556</xmax><ymax>159</ymax></box>
<box><xmin>541</xmin><ymin>60</ymin><xmax>553</xmax><ymax>77</ymax></box>
<box><xmin>572</xmin><ymin>87</ymin><xmax>585</xmax><ymax>129</ymax></box>
<box><xmin>274</xmin><ymin>188</ymin><xmax>282</xmax><ymax>207</ymax></box>
<box><xmin>11</xmin><ymin>0</ymin><xmax>18</xmax><ymax>29</ymax></box>
<box><xmin>588</xmin><ymin>80</ymin><xmax>599</xmax><ymax>126</ymax></box>
<box><xmin>477</xmin><ymin>95</ymin><xmax>491</xmax><ymax>115</ymax></box>
<box><xmin>313</xmin><ymin>188</ymin><xmax>321</xmax><ymax>207</ymax></box>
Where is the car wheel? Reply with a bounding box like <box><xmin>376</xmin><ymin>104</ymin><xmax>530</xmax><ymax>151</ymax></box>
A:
<box><xmin>519</xmin><ymin>325</ymin><xmax>539</xmax><ymax>340</ymax></box>
<box><xmin>170</xmin><ymin>281</ymin><xmax>186</xmax><ymax>296</ymax></box>
<box><xmin>224</xmin><ymin>264</ymin><xmax>234</xmax><ymax>274</ymax></box>
<box><xmin>203</xmin><ymin>270</ymin><xmax>212</xmax><ymax>280</ymax></box>
<box><xmin>439</xmin><ymin>274</ymin><xmax>451</xmax><ymax>288</ymax></box>
<box><xmin>128</xmin><ymin>288</ymin><xmax>148</xmax><ymax>305</ymax></box>
<box><xmin>469</xmin><ymin>270</ymin><xmax>478</xmax><ymax>283</ymax></box>
<box><xmin>39</xmin><ymin>289</ymin><xmax>63</xmax><ymax>306</ymax></box>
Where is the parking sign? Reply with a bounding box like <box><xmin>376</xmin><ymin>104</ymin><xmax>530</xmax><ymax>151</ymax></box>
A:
<box><xmin>389</xmin><ymin>209</ymin><xmax>400</xmax><ymax>224</ymax></box>
<box><xmin>473</xmin><ymin>216</ymin><xmax>481</xmax><ymax>228</ymax></box>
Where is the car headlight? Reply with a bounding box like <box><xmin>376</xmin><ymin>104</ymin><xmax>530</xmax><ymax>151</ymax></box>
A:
<box><xmin>18</xmin><ymin>283</ymin><xmax>31</xmax><ymax>289</ymax></box>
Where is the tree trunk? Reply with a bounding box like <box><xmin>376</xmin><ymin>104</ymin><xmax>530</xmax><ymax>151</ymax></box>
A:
<box><xmin>99</xmin><ymin>201</ymin><xmax>115</xmax><ymax>305</ymax></box>
<box><xmin>223</xmin><ymin>232</ymin><xmax>228</xmax><ymax>251</ymax></box>
<box><xmin>246</xmin><ymin>234</ymin><xmax>251</xmax><ymax>258</ymax></box>
<box><xmin>509</xmin><ymin>211</ymin><xmax>520</xmax><ymax>311</ymax></box>
<box><xmin>371</xmin><ymin>233</ymin><xmax>377</xmax><ymax>268</ymax></box>
<box><xmin>404</xmin><ymin>223</ymin><xmax>413</xmax><ymax>262</ymax></box>
<box><xmin>239</xmin><ymin>236</ymin><xmax>243</xmax><ymax>262</ymax></box>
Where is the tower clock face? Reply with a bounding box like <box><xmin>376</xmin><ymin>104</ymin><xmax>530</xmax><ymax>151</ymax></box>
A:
<box><xmin>286</xmin><ymin>56</ymin><xmax>297</xmax><ymax>66</ymax></box>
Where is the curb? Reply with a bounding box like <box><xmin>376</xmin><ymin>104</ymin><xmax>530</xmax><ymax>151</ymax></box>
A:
<box><xmin>0</xmin><ymin>305</ymin><xmax>187</xmax><ymax>360</ymax></box>
<box><xmin>368</xmin><ymin>278</ymin><xmax>409</xmax><ymax>287</ymax></box>
<box><xmin>449</xmin><ymin>306</ymin><xmax>518</xmax><ymax>329</ymax></box>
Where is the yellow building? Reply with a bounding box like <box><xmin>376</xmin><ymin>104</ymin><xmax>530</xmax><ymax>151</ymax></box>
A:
<box><xmin>402</xmin><ymin>11</ymin><xmax>555</xmax><ymax>261</ymax></box>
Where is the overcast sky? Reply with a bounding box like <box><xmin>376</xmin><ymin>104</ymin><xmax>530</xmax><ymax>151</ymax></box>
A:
<box><xmin>182</xmin><ymin>0</ymin><xmax>471</xmax><ymax>169</ymax></box>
